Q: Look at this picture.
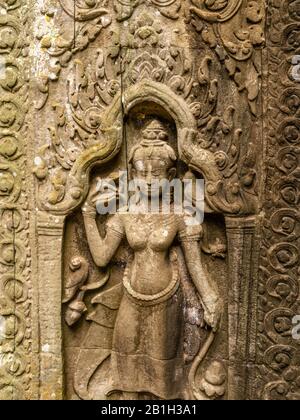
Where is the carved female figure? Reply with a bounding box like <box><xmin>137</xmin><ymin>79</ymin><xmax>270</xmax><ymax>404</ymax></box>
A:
<box><xmin>82</xmin><ymin>120</ymin><xmax>221</xmax><ymax>399</ymax></box>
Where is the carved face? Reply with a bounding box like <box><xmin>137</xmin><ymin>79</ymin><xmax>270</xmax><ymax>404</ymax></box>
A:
<box><xmin>132</xmin><ymin>157</ymin><xmax>176</xmax><ymax>198</ymax></box>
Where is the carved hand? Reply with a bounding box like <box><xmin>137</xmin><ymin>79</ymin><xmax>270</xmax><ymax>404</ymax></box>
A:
<box><xmin>82</xmin><ymin>176</ymin><xmax>119</xmax><ymax>217</ymax></box>
<box><xmin>203</xmin><ymin>296</ymin><xmax>222</xmax><ymax>332</ymax></box>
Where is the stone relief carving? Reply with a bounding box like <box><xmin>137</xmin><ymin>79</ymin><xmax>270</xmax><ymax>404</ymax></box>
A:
<box><xmin>189</xmin><ymin>0</ymin><xmax>265</xmax><ymax>116</ymax></box>
<box><xmin>3</xmin><ymin>0</ymin><xmax>298</xmax><ymax>401</ymax></box>
<box><xmin>28</xmin><ymin>0</ymin><xmax>266</xmax><ymax>400</ymax></box>
<box><xmin>257</xmin><ymin>0</ymin><xmax>300</xmax><ymax>401</ymax></box>
<box><xmin>63</xmin><ymin>120</ymin><xmax>225</xmax><ymax>400</ymax></box>
<box><xmin>114</xmin><ymin>0</ymin><xmax>182</xmax><ymax>21</ymax></box>
<box><xmin>0</xmin><ymin>0</ymin><xmax>32</xmax><ymax>400</ymax></box>
<box><xmin>33</xmin><ymin>1</ymin><xmax>263</xmax><ymax>218</ymax></box>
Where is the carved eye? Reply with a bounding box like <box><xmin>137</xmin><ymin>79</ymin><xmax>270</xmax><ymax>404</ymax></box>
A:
<box><xmin>151</xmin><ymin>170</ymin><xmax>162</xmax><ymax>177</ymax></box>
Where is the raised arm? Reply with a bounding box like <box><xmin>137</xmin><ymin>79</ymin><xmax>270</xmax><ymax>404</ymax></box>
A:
<box><xmin>180</xmin><ymin>228</ymin><xmax>222</xmax><ymax>332</ymax></box>
<box><xmin>82</xmin><ymin>179</ymin><xmax>124</xmax><ymax>270</ymax></box>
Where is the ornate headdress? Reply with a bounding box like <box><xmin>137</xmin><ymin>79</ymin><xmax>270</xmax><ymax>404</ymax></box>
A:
<box><xmin>129</xmin><ymin>119</ymin><xmax>177</xmax><ymax>167</ymax></box>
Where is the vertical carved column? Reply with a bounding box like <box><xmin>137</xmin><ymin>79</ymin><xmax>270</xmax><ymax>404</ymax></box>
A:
<box><xmin>225</xmin><ymin>216</ymin><xmax>259</xmax><ymax>400</ymax></box>
<box><xmin>0</xmin><ymin>0</ymin><xmax>35</xmax><ymax>400</ymax></box>
<box><xmin>37</xmin><ymin>213</ymin><xmax>65</xmax><ymax>400</ymax></box>
<box><xmin>256</xmin><ymin>0</ymin><xmax>300</xmax><ymax>400</ymax></box>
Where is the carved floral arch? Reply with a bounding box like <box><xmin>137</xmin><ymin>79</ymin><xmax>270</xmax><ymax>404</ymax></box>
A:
<box><xmin>47</xmin><ymin>80</ymin><xmax>219</xmax><ymax>216</ymax></box>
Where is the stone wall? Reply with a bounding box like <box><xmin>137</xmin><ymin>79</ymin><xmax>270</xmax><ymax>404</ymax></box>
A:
<box><xmin>0</xmin><ymin>0</ymin><xmax>299</xmax><ymax>400</ymax></box>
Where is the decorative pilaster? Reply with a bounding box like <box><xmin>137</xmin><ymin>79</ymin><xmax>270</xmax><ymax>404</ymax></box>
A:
<box><xmin>225</xmin><ymin>216</ymin><xmax>259</xmax><ymax>400</ymax></box>
<box><xmin>37</xmin><ymin>212</ymin><xmax>65</xmax><ymax>400</ymax></box>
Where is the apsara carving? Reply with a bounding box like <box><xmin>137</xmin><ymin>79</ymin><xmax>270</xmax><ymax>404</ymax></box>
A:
<box><xmin>30</xmin><ymin>0</ymin><xmax>270</xmax><ymax>401</ymax></box>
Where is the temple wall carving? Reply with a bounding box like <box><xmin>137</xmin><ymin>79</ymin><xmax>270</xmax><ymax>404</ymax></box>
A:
<box><xmin>0</xmin><ymin>0</ymin><xmax>299</xmax><ymax>400</ymax></box>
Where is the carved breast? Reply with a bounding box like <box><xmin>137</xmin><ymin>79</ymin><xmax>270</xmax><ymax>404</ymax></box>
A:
<box><xmin>123</xmin><ymin>214</ymin><xmax>178</xmax><ymax>252</ymax></box>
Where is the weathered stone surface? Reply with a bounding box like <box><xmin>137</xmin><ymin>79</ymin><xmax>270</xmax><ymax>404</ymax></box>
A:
<box><xmin>0</xmin><ymin>0</ymin><xmax>299</xmax><ymax>400</ymax></box>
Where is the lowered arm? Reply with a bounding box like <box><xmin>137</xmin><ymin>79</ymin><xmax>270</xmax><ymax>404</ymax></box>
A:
<box><xmin>181</xmin><ymin>239</ymin><xmax>222</xmax><ymax>331</ymax></box>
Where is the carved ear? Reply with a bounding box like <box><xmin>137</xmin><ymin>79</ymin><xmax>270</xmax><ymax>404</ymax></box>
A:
<box><xmin>168</xmin><ymin>167</ymin><xmax>176</xmax><ymax>181</ymax></box>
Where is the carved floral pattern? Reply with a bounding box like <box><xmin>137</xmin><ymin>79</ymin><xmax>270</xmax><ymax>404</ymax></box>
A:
<box><xmin>3</xmin><ymin>0</ymin><xmax>298</xmax><ymax>401</ymax></box>
<box><xmin>0</xmin><ymin>0</ymin><xmax>31</xmax><ymax>399</ymax></box>
<box><xmin>258</xmin><ymin>0</ymin><xmax>300</xmax><ymax>400</ymax></box>
<box><xmin>33</xmin><ymin>1</ymin><xmax>263</xmax><ymax>217</ymax></box>
<box><xmin>189</xmin><ymin>0</ymin><xmax>265</xmax><ymax>116</ymax></box>
<box><xmin>114</xmin><ymin>0</ymin><xmax>181</xmax><ymax>21</ymax></box>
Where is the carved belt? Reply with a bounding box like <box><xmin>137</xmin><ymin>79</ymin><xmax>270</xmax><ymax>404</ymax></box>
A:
<box><xmin>123</xmin><ymin>257</ymin><xmax>180</xmax><ymax>307</ymax></box>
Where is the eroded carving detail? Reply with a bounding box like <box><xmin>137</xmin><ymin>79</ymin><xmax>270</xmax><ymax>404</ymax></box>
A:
<box><xmin>34</xmin><ymin>2</ymin><xmax>263</xmax><ymax>217</ymax></box>
<box><xmin>0</xmin><ymin>0</ymin><xmax>32</xmax><ymax>400</ymax></box>
<box><xmin>29</xmin><ymin>0</ymin><xmax>268</xmax><ymax>401</ymax></box>
<box><xmin>257</xmin><ymin>0</ymin><xmax>300</xmax><ymax>400</ymax></box>
<box><xmin>189</xmin><ymin>0</ymin><xmax>265</xmax><ymax>116</ymax></box>
<box><xmin>64</xmin><ymin>120</ymin><xmax>224</xmax><ymax>400</ymax></box>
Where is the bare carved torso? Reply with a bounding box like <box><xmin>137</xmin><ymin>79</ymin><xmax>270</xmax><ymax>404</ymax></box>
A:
<box><xmin>118</xmin><ymin>213</ymin><xmax>180</xmax><ymax>295</ymax></box>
